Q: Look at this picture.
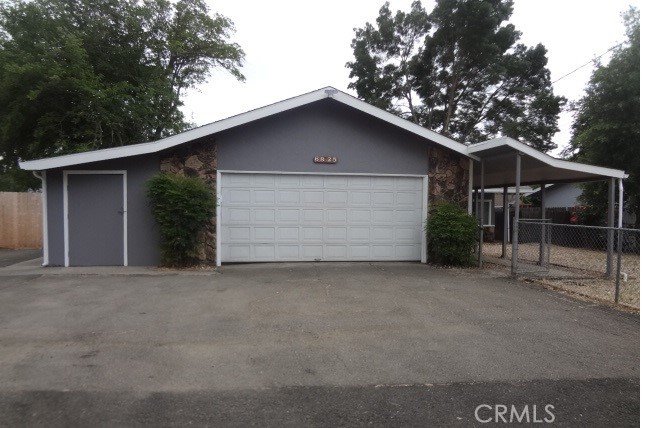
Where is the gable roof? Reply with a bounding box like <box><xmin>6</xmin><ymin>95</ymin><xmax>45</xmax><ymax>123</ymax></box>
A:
<box><xmin>19</xmin><ymin>86</ymin><xmax>472</xmax><ymax>171</ymax></box>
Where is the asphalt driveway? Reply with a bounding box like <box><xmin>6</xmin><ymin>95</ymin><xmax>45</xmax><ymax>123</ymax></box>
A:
<box><xmin>0</xmin><ymin>248</ymin><xmax>41</xmax><ymax>267</ymax></box>
<box><xmin>0</xmin><ymin>263</ymin><xmax>638</xmax><ymax>426</ymax></box>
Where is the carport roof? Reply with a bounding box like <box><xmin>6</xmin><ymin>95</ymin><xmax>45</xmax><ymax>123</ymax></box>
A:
<box><xmin>471</xmin><ymin>137</ymin><xmax>627</xmax><ymax>188</ymax></box>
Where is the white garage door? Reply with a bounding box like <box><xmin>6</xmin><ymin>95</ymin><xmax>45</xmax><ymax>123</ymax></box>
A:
<box><xmin>219</xmin><ymin>173</ymin><xmax>425</xmax><ymax>262</ymax></box>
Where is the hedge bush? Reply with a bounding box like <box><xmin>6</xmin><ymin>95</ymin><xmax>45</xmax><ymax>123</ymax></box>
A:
<box><xmin>426</xmin><ymin>202</ymin><xmax>479</xmax><ymax>266</ymax></box>
<box><xmin>146</xmin><ymin>173</ymin><xmax>216</xmax><ymax>266</ymax></box>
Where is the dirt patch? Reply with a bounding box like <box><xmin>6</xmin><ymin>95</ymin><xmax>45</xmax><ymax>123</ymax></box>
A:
<box><xmin>482</xmin><ymin>242</ymin><xmax>640</xmax><ymax>310</ymax></box>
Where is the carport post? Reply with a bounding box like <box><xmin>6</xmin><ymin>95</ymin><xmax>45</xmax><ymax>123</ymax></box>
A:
<box><xmin>618</xmin><ymin>178</ymin><xmax>624</xmax><ymax>228</ymax></box>
<box><xmin>467</xmin><ymin>159</ymin><xmax>474</xmax><ymax>215</ymax></box>
<box><xmin>539</xmin><ymin>184</ymin><xmax>546</xmax><ymax>266</ymax></box>
<box><xmin>502</xmin><ymin>186</ymin><xmax>508</xmax><ymax>258</ymax></box>
<box><xmin>478</xmin><ymin>161</ymin><xmax>485</xmax><ymax>267</ymax></box>
<box><xmin>511</xmin><ymin>154</ymin><xmax>521</xmax><ymax>275</ymax></box>
<box><xmin>606</xmin><ymin>178</ymin><xmax>615</xmax><ymax>277</ymax></box>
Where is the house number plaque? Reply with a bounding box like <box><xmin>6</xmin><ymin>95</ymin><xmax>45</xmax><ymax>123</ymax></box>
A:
<box><xmin>314</xmin><ymin>155</ymin><xmax>338</xmax><ymax>164</ymax></box>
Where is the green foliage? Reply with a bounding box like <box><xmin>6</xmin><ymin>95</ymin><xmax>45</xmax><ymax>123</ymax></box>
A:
<box><xmin>0</xmin><ymin>168</ymin><xmax>40</xmax><ymax>191</ymax></box>
<box><xmin>0</xmin><ymin>0</ymin><xmax>244</xmax><ymax>190</ymax></box>
<box><xmin>347</xmin><ymin>0</ymin><xmax>565</xmax><ymax>151</ymax></box>
<box><xmin>426</xmin><ymin>202</ymin><xmax>479</xmax><ymax>266</ymax></box>
<box><xmin>563</xmin><ymin>8</ymin><xmax>640</xmax><ymax>225</ymax></box>
<box><xmin>146</xmin><ymin>173</ymin><xmax>216</xmax><ymax>266</ymax></box>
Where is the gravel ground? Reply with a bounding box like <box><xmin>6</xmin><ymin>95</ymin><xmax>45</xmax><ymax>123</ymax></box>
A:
<box><xmin>483</xmin><ymin>242</ymin><xmax>640</xmax><ymax>309</ymax></box>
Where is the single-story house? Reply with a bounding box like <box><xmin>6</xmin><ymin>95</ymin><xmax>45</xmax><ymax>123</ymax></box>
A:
<box><xmin>525</xmin><ymin>183</ymin><xmax>583</xmax><ymax>208</ymax></box>
<box><xmin>20</xmin><ymin>87</ymin><xmax>628</xmax><ymax>267</ymax></box>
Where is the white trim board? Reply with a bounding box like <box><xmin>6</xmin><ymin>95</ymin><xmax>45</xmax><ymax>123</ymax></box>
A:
<box><xmin>19</xmin><ymin>87</ymin><xmax>474</xmax><ymax>171</ymax></box>
<box><xmin>216</xmin><ymin>170</ymin><xmax>222</xmax><ymax>267</ymax></box>
<box><xmin>63</xmin><ymin>170</ymin><xmax>128</xmax><ymax>267</ymax></box>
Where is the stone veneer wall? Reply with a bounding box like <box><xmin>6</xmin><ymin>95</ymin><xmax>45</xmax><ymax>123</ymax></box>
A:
<box><xmin>427</xmin><ymin>145</ymin><xmax>470</xmax><ymax>210</ymax></box>
<box><xmin>159</xmin><ymin>139</ymin><xmax>217</xmax><ymax>264</ymax></box>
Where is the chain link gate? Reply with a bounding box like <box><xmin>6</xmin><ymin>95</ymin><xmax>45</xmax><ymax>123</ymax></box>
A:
<box><xmin>512</xmin><ymin>219</ymin><xmax>551</xmax><ymax>275</ymax></box>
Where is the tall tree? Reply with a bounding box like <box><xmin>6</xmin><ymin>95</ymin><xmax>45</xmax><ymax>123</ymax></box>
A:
<box><xmin>0</xmin><ymin>0</ymin><xmax>244</xmax><ymax>190</ymax></box>
<box><xmin>564</xmin><ymin>8</ymin><xmax>640</xmax><ymax>225</ymax></box>
<box><xmin>347</xmin><ymin>0</ymin><xmax>565</xmax><ymax>151</ymax></box>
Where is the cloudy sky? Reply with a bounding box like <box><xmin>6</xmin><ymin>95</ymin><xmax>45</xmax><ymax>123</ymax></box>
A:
<box><xmin>181</xmin><ymin>0</ymin><xmax>639</xmax><ymax>156</ymax></box>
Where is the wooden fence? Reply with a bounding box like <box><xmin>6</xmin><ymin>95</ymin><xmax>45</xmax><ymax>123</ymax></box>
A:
<box><xmin>0</xmin><ymin>192</ymin><xmax>43</xmax><ymax>249</ymax></box>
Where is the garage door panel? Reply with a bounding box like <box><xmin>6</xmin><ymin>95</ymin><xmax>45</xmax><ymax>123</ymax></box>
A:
<box><xmin>221</xmin><ymin>174</ymin><xmax>423</xmax><ymax>262</ymax></box>
<box><xmin>303</xmin><ymin>191</ymin><xmax>324</xmax><ymax>204</ymax></box>
<box><xmin>276</xmin><ymin>175</ymin><xmax>300</xmax><ymax>187</ymax></box>
<box><xmin>303</xmin><ymin>227</ymin><xmax>323</xmax><ymax>241</ymax></box>
<box><xmin>373</xmin><ymin>192</ymin><xmax>395</xmax><ymax>205</ymax></box>
<box><xmin>372</xmin><ymin>210</ymin><xmax>393</xmax><ymax>222</ymax></box>
<box><xmin>349</xmin><ymin>245</ymin><xmax>370</xmax><ymax>259</ymax></box>
<box><xmin>277</xmin><ymin>227</ymin><xmax>299</xmax><ymax>241</ymax></box>
<box><xmin>349</xmin><ymin>227</ymin><xmax>370</xmax><ymax>241</ymax></box>
<box><xmin>277</xmin><ymin>245</ymin><xmax>299</xmax><ymax>258</ymax></box>
<box><xmin>326</xmin><ymin>191</ymin><xmax>348</xmax><ymax>204</ymax></box>
<box><xmin>326</xmin><ymin>227</ymin><xmax>347</xmax><ymax>241</ymax></box>
<box><xmin>253</xmin><ymin>209</ymin><xmax>275</xmax><ymax>222</ymax></box>
<box><xmin>395</xmin><ymin>227</ymin><xmax>418</xmax><ymax>242</ymax></box>
<box><xmin>303</xmin><ymin>209</ymin><xmax>323</xmax><ymax>222</ymax></box>
<box><xmin>350</xmin><ymin>191</ymin><xmax>371</xmax><ymax>205</ymax></box>
<box><xmin>303</xmin><ymin>245</ymin><xmax>323</xmax><ymax>259</ymax></box>
<box><xmin>349</xmin><ymin>210</ymin><xmax>371</xmax><ymax>222</ymax></box>
<box><xmin>372</xmin><ymin>177</ymin><xmax>395</xmax><ymax>189</ymax></box>
<box><xmin>253</xmin><ymin>227</ymin><xmax>275</xmax><ymax>241</ymax></box>
<box><xmin>324</xmin><ymin>176</ymin><xmax>348</xmax><ymax>188</ymax></box>
<box><xmin>327</xmin><ymin>209</ymin><xmax>347</xmax><ymax>223</ymax></box>
<box><xmin>227</xmin><ymin>227</ymin><xmax>251</xmax><ymax>242</ymax></box>
<box><xmin>302</xmin><ymin>176</ymin><xmax>324</xmax><ymax>187</ymax></box>
<box><xmin>396</xmin><ymin>192</ymin><xmax>418</xmax><ymax>205</ymax></box>
<box><xmin>253</xmin><ymin>190</ymin><xmax>275</xmax><ymax>204</ymax></box>
<box><xmin>277</xmin><ymin>190</ymin><xmax>300</xmax><ymax>204</ymax></box>
<box><xmin>253</xmin><ymin>175</ymin><xmax>276</xmax><ymax>187</ymax></box>
<box><xmin>372</xmin><ymin>245</ymin><xmax>394</xmax><ymax>258</ymax></box>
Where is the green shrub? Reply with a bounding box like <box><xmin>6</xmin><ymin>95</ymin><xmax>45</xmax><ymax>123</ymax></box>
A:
<box><xmin>146</xmin><ymin>173</ymin><xmax>216</xmax><ymax>266</ymax></box>
<box><xmin>426</xmin><ymin>202</ymin><xmax>479</xmax><ymax>266</ymax></box>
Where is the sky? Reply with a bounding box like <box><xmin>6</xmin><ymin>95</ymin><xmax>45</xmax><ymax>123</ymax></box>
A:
<box><xmin>180</xmin><ymin>0</ymin><xmax>639</xmax><ymax>156</ymax></box>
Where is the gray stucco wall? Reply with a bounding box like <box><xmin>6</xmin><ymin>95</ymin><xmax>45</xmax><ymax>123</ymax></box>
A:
<box><xmin>46</xmin><ymin>154</ymin><xmax>160</xmax><ymax>266</ymax></box>
<box><xmin>216</xmin><ymin>99</ymin><xmax>430</xmax><ymax>175</ymax></box>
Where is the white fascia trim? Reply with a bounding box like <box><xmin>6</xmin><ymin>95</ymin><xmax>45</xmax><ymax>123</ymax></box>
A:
<box><xmin>20</xmin><ymin>87</ymin><xmax>472</xmax><ymax>171</ymax></box>
<box><xmin>468</xmin><ymin>137</ymin><xmax>628</xmax><ymax>179</ymax></box>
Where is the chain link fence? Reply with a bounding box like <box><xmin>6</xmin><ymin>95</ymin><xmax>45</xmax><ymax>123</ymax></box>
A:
<box><xmin>511</xmin><ymin>220</ymin><xmax>640</xmax><ymax>307</ymax></box>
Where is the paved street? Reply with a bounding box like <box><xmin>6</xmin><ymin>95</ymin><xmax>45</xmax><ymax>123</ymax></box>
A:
<box><xmin>0</xmin><ymin>262</ymin><xmax>638</xmax><ymax>426</ymax></box>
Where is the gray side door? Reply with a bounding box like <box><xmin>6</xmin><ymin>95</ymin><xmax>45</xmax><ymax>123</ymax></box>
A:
<box><xmin>67</xmin><ymin>173</ymin><xmax>125</xmax><ymax>266</ymax></box>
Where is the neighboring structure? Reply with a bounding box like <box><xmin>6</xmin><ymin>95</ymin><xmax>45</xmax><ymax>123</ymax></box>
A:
<box><xmin>526</xmin><ymin>183</ymin><xmax>582</xmax><ymax>208</ymax></box>
<box><xmin>20</xmin><ymin>87</ymin><xmax>628</xmax><ymax>267</ymax></box>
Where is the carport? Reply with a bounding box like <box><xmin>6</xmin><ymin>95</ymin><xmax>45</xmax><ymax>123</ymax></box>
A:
<box><xmin>467</xmin><ymin>137</ymin><xmax>628</xmax><ymax>275</ymax></box>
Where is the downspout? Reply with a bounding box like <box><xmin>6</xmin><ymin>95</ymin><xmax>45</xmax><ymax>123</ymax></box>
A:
<box><xmin>32</xmin><ymin>171</ymin><xmax>49</xmax><ymax>266</ymax></box>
